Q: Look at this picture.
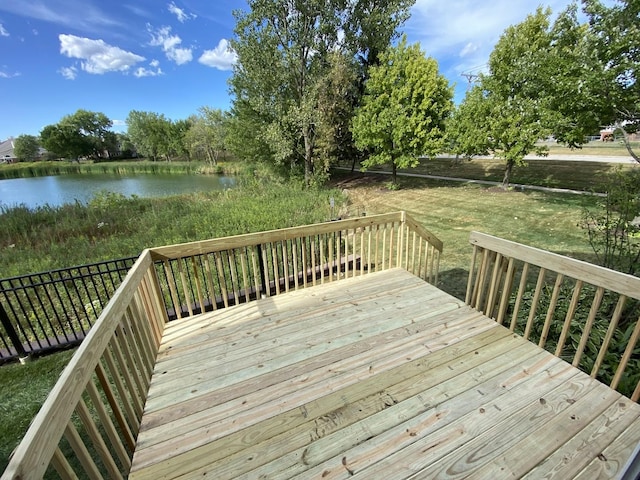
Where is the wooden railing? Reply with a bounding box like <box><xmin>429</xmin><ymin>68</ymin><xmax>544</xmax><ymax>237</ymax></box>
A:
<box><xmin>466</xmin><ymin>231</ymin><xmax>640</xmax><ymax>400</ymax></box>
<box><xmin>150</xmin><ymin>212</ymin><xmax>442</xmax><ymax>320</ymax></box>
<box><xmin>1</xmin><ymin>212</ymin><xmax>442</xmax><ymax>479</ymax></box>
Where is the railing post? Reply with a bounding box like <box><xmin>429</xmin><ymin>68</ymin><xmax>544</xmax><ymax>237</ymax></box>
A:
<box><xmin>0</xmin><ymin>302</ymin><xmax>30</xmax><ymax>363</ymax></box>
<box><xmin>256</xmin><ymin>244</ymin><xmax>268</xmax><ymax>296</ymax></box>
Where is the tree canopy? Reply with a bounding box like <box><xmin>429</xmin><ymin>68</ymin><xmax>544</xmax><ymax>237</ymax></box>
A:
<box><xmin>13</xmin><ymin>135</ymin><xmax>40</xmax><ymax>161</ymax></box>
<box><xmin>351</xmin><ymin>37</ymin><xmax>453</xmax><ymax>185</ymax></box>
<box><xmin>448</xmin><ymin>8</ymin><xmax>553</xmax><ymax>187</ymax></box>
<box><xmin>40</xmin><ymin>109</ymin><xmax>114</xmax><ymax>160</ymax></box>
<box><xmin>229</xmin><ymin>0</ymin><xmax>415</xmax><ymax>185</ymax></box>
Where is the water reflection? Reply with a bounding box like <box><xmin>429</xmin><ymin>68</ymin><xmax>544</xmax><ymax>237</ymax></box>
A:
<box><xmin>0</xmin><ymin>174</ymin><xmax>235</xmax><ymax>209</ymax></box>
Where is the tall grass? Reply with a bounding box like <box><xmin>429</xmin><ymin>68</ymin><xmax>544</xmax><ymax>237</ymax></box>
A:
<box><xmin>0</xmin><ymin>180</ymin><xmax>343</xmax><ymax>277</ymax></box>
<box><xmin>0</xmin><ymin>160</ymin><xmax>246</xmax><ymax>179</ymax></box>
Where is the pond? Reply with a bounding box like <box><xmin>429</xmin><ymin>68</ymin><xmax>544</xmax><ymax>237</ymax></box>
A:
<box><xmin>0</xmin><ymin>173</ymin><xmax>236</xmax><ymax>209</ymax></box>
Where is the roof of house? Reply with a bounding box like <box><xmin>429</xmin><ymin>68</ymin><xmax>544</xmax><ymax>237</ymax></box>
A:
<box><xmin>0</xmin><ymin>138</ymin><xmax>15</xmax><ymax>158</ymax></box>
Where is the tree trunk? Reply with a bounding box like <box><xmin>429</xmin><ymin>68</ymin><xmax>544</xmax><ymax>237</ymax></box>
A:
<box><xmin>502</xmin><ymin>159</ymin><xmax>515</xmax><ymax>189</ymax></box>
<box><xmin>302</xmin><ymin>125</ymin><xmax>314</xmax><ymax>187</ymax></box>
<box><xmin>392</xmin><ymin>161</ymin><xmax>397</xmax><ymax>186</ymax></box>
<box><xmin>616</xmin><ymin>124</ymin><xmax>640</xmax><ymax>163</ymax></box>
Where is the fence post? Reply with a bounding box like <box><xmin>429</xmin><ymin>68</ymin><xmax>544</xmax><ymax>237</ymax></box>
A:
<box><xmin>0</xmin><ymin>302</ymin><xmax>30</xmax><ymax>363</ymax></box>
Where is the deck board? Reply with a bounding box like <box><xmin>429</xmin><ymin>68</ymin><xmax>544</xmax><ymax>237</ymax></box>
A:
<box><xmin>129</xmin><ymin>268</ymin><xmax>640</xmax><ymax>479</ymax></box>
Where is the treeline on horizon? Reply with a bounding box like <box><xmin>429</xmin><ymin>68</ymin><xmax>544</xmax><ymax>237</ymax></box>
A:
<box><xmin>6</xmin><ymin>0</ymin><xmax>639</xmax><ymax>188</ymax></box>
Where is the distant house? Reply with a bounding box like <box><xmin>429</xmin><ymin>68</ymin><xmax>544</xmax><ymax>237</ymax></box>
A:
<box><xmin>0</xmin><ymin>138</ymin><xmax>16</xmax><ymax>163</ymax></box>
<box><xmin>0</xmin><ymin>137</ymin><xmax>47</xmax><ymax>162</ymax></box>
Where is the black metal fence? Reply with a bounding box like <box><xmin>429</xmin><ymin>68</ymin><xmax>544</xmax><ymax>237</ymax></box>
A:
<box><xmin>0</xmin><ymin>257</ymin><xmax>137</xmax><ymax>362</ymax></box>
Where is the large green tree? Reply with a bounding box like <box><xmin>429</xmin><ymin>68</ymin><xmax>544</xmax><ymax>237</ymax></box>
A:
<box><xmin>126</xmin><ymin>111</ymin><xmax>175</xmax><ymax>161</ymax></box>
<box><xmin>448</xmin><ymin>8</ymin><xmax>552</xmax><ymax>187</ymax></box>
<box><xmin>351</xmin><ymin>37</ymin><xmax>453</xmax><ymax>185</ymax></box>
<box><xmin>13</xmin><ymin>135</ymin><xmax>40</xmax><ymax>161</ymax></box>
<box><xmin>231</xmin><ymin>0</ymin><xmax>345</xmax><ymax>184</ymax></box>
<box><xmin>229</xmin><ymin>0</ymin><xmax>415</xmax><ymax>184</ymax></box>
<box><xmin>40</xmin><ymin>109</ymin><xmax>113</xmax><ymax>160</ymax></box>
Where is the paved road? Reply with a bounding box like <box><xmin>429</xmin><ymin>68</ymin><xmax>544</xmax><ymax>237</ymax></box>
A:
<box><xmin>434</xmin><ymin>153</ymin><xmax>639</xmax><ymax>164</ymax></box>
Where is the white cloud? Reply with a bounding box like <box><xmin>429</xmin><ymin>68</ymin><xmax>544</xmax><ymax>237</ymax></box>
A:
<box><xmin>59</xmin><ymin>66</ymin><xmax>77</xmax><ymax>80</ymax></box>
<box><xmin>59</xmin><ymin>34</ymin><xmax>145</xmax><ymax>74</ymax></box>
<box><xmin>112</xmin><ymin>119</ymin><xmax>126</xmax><ymax>126</ymax></box>
<box><xmin>0</xmin><ymin>70</ymin><xmax>20</xmax><ymax>78</ymax></box>
<box><xmin>0</xmin><ymin>24</ymin><xmax>8</xmax><ymax>36</ymax></box>
<box><xmin>148</xmin><ymin>25</ymin><xmax>193</xmax><ymax>65</ymax></box>
<box><xmin>134</xmin><ymin>66</ymin><xmax>163</xmax><ymax>77</ymax></box>
<box><xmin>168</xmin><ymin>2</ymin><xmax>196</xmax><ymax>23</ymax></box>
<box><xmin>199</xmin><ymin>38</ymin><xmax>237</xmax><ymax>71</ymax></box>
<box><xmin>0</xmin><ymin>0</ymin><xmax>122</xmax><ymax>32</ymax></box>
<box><xmin>459</xmin><ymin>42</ymin><xmax>479</xmax><ymax>58</ymax></box>
<box><xmin>150</xmin><ymin>59</ymin><xmax>160</xmax><ymax>67</ymax></box>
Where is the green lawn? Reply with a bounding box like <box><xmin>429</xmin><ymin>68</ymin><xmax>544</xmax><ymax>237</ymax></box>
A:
<box><xmin>0</xmin><ymin>350</ymin><xmax>75</xmax><ymax>473</ymax></box>
<box><xmin>334</xmin><ymin>172</ymin><xmax>600</xmax><ymax>298</ymax></box>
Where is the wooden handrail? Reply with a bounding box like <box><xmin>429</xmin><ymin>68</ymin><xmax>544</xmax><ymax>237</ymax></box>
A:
<box><xmin>2</xmin><ymin>251</ymin><xmax>167</xmax><ymax>480</ymax></box>
<box><xmin>466</xmin><ymin>231</ymin><xmax>640</xmax><ymax>401</ymax></box>
<box><xmin>149</xmin><ymin>212</ymin><xmax>442</xmax><ymax>320</ymax></box>
<box><xmin>1</xmin><ymin>212</ymin><xmax>442</xmax><ymax>479</ymax></box>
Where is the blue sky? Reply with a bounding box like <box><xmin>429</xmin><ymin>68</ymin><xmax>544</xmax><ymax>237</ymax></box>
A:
<box><xmin>0</xmin><ymin>0</ymin><xmax>588</xmax><ymax>140</ymax></box>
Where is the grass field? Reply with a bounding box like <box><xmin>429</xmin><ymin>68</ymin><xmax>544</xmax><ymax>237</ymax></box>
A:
<box><xmin>364</xmin><ymin>157</ymin><xmax>637</xmax><ymax>193</ymax></box>
<box><xmin>333</xmin><ymin>172</ymin><xmax>600</xmax><ymax>298</ymax></box>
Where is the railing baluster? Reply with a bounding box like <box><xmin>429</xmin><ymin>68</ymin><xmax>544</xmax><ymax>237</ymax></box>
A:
<box><xmin>51</xmin><ymin>446</ymin><xmax>77</xmax><ymax>480</ymax></box>
<box><xmin>538</xmin><ymin>273</ymin><xmax>564</xmax><ymax>349</ymax></box>
<box><xmin>250</xmin><ymin>246</ymin><xmax>261</xmax><ymax>298</ymax></box>
<box><xmin>510</xmin><ymin>262</ymin><xmax>530</xmax><ymax>332</ymax></box>
<box><xmin>496</xmin><ymin>258</ymin><xmax>515</xmax><ymax>325</ymax></box>
<box><xmin>611</xmin><ymin>315</ymin><xmax>640</xmax><ymax>391</ymax></box>
<box><xmin>592</xmin><ymin>294</ymin><xmax>626</xmax><ymax>379</ymax></box>
<box><xmin>95</xmin><ymin>361</ymin><xmax>135</xmax><ymax>450</ymax></box>
<box><xmin>64</xmin><ymin>420</ymin><xmax>104</xmax><ymax>480</ymax></box>
<box><xmin>102</xmin><ymin>348</ymin><xmax>139</xmax><ymax>435</ymax></box>
<box><xmin>523</xmin><ymin>267</ymin><xmax>546</xmax><ymax>341</ymax></box>
<box><xmin>228</xmin><ymin>250</ymin><xmax>240</xmax><ymax>303</ymax></box>
<box><xmin>85</xmin><ymin>378</ymin><xmax>131</xmax><ymax>470</ymax></box>
<box><xmin>190</xmin><ymin>257</ymin><xmax>205</xmax><ymax>313</ymax></box>
<box><xmin>240</xmin><ymin>248</ymin><xmax>250</xmax><ymax>302</ymax></box>
<box><xmin>163</xmin><ymin>260</ymin><xmax>182</xmax><ymax>319</ymax></box>
<box><xmin>572</xmin><ymin>286</ymin><xmax>605</xmax><ymax>367</ymax></box>
<box><xmin>203</xmin><ymin>254</ymin><xmax>217</xmax><ymax>310</ymax></box>
<box><xmin>554</xmin><ymin>279</ymin><xmax>583</xmax><ymax>357</ymax></box>
<box><xmin>76</xmin><ymin>398</ymin><xmax>123</xmax><ymax>479</ymax></box>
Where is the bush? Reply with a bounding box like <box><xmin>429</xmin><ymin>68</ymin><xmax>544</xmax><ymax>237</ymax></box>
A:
<box><xmin>581</xmin><ymin>167</ymin><xmax>640</xmax><ymax>275</ymax></box>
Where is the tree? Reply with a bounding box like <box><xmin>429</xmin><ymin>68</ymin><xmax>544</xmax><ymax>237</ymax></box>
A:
<box><xmin>229</xmin><ymin>0</ymin><xmax>416</xmax><ymax>185</ymax></box>
<box><xmin>184</xmin><ymin>107</ymin><xmax>227</xmax><ymax>165</ymax></box>
<box><xmin>231</xmin><ymin>0</ymin><xmax>345</xmax><ymax>185</ymax></box>
<box><xmin>447</xmin><ymin>8</ymin><xmax>552</xmax><ymax>187</ymax></box>
<box><xmin>40</xmin><ymin>109</ymin><xmax>114</xmax><ymax>160</ymax></box>
<box><xmin>582</xmin><ymin>168</ymin><xmax>640</xmax><ymax>275</ymax></box>
<box><xmin>40</xmin><ymin>123</ymin><xmax>88</xmax><ymax>160</ymax></box>
<box><xmin>13</xmin><ymin>135</ymin><xmax>40</xmax><ymax>161</ymax></box>
<box><xmin>575</xmin><ymin>0</ymin><xmax>639</xmax><ymax>161</ymax></box>
<box><xmin>315</xmin><ymin>52</ymin><xmax>360</xmax><ymax>174</ymax></box>
<box><xmin>351</xmin><ymin>37</ymin><xmax>453</xmax><ymax>186</ymax></box>
<box><xmin>126</xmin><ymin>110</ymin><xmax>171</xmax><ymax>161</ymax></box>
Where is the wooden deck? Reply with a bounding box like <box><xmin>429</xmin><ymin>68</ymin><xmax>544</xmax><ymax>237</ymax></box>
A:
<box><xmin>128</xmin><ymin>268</ymin><xmax>640</xmax><ymax>479</ymax></box>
